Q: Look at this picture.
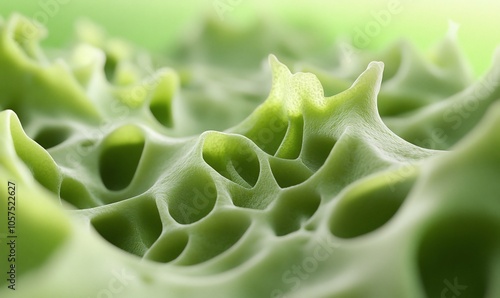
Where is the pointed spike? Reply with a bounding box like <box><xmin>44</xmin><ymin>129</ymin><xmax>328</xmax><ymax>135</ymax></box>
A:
<box><xmin>328</xmin><ymin>61</ymin><xmax>384</xmax><ymax>122</ymax></box>
<box><xmin>268</xmin><ymin>54</ymin><xmax>292</xmax><ymax>78</ymax></box>
<box><xmin>267</xmin><ymin>54</ymin><xmax>292</xmax><ymax>103</ymax></box>
<box><xmin>350</xmin><ymin>61</ymin><xmax>384</xmax><ymax>96</ymax></box>
<box><xmin>430</xmin><ymin>20</ymin><xmax>472</xmax><ymax>83</ymax></box>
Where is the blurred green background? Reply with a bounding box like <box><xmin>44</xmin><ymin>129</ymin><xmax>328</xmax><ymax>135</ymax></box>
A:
<box><xmin>1</xmin><ymin>0</ymin><xmax>499</xmax><ymax>75</ymax></box>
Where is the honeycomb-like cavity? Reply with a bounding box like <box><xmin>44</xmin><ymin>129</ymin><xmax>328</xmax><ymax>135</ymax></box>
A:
<box><xmin>1</xmin><ymin>14</ymin><xmax>500</xmax><ymax>298</ymax></box>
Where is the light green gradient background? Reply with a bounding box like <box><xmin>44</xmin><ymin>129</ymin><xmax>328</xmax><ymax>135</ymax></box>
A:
<box><xmin>1</xmin><ymin>0</ymin><xmax>499</xmax><ymax>74</ymax></box>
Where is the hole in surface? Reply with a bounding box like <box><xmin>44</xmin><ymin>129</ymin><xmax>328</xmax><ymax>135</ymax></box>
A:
<box><xmin>150</xmin><ymin>99</ymin><xmax>172</xmax><ymax>127</ymax></box>
<box><xmin>59</xmin><ymin>177</ymin><xmax>96</xmax><ymax>209</ymax></box>
<box><xmin>104</xmin><ymin>54</ymin><xmax>118</xmax><ymax>82</ymax></box>
<box><xmin>417</xmin><ymin>215</ymin><xmax>500</xmax><ymax>298</ymax></box>
<box><xmin>99</xmin><ymin>125</ymin><xmax>145</xmax><ymax>191</ymax></box>
<box><xmin>149</xmin><ymin>71</ymin><xmax>176</xmax><ymax>128</ymax></box>
<box><xmin>34</xmin><ymin>126</ymin><xmax>72</xmax><ymax>149</ymax></box>
<box><xmin>91</xmin><ymin>198</ymin><xmax>163</xmax><ymax>257</ymax></box>
<box><xmin>243</xmin><ymin>112</ymin><xmax>288</xmax><ymax>156</ymax></box>
<box><xmin>301</xmin><ymin>135</ymin><xmax>336</xmax><ymax>172</ymax></box>
<box><xmin>329</xmin><ymin>174</ymin><xmax>415</xmax><ymax>239</ymax></box>
<box><xmin>145</xmin><ymin>230</ymin><xmax>189</xmax><ymax>263</ymax></box>
<box><xmin>269</xmin><ymin>158</ymin><xmax>313</xmax><ymax>188</ymax></box>
<box><xmin>176</xmin><ymin>211</ymin><xmax>251</xmax><ymax>266</ymax></box>
<box><xmin>92</xmin><ymin>212</ymin><xmax>139</xmax><ymax>256</ymax></box>
<box><xmin>168</xmin><ymin>169</ymin><xmax>217</xmax><ymax>224</ymax></box>
<box><xmin>135</xmin><ymin>199</ymin><xmax>163</xmax><ymax>248</ymax></box>
<box><xmin>203</xmin><ymin>133</ymin><xmax>260</xmax><ymax>188</ymax></box>
<box><xmin>270</xmin><ymin>188</ymin><xmax>321</xmax><ymax>236</ymax></box>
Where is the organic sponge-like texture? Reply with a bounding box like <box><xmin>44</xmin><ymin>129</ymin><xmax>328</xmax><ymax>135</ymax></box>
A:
<box><xmin>0</xmin><ymin>14</ymin><xmax>500</xmax><ymax>298</ymax></box>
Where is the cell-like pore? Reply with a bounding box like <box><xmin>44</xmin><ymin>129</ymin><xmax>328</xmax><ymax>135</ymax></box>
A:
<box><xmin>59</xmin><ymin>177</ymin><xmax>97</xmax><ymax>209</ymax></box>
<box><xmin>417</xmin><ymin>215</ymin><xmax>500</xmax><ymax>298</ymax></box>
<box><xmin>203</xmin><ymin>133</ymin><xmax>260</xmax><ymax>188</ymax></box>
<box><xmin>34</xmin><ymin>126</ymin><xmax>72</xmax><ymax>149</ymax></box>
<box><xmin>269</xmin><ymin>157</ymin><xmax>313</xmax><ymax>188</ymax></box>
<box><xmin>329</xmin><ymin>170</ymin><xmax>415</xmax><ymax>239</ymax></box>
<box><xmin>270</xmin><ymin>188</ymin><xmax>321</xmax><ymax>236</ymax></box>
<box><xmin>148</xmin><ymin>71</ymin><xmax>177</xmax><ymax>128</ymax></box>
<box><xmin>243</xmin><ymin>112</ymin><xmax>288</xmax><ymax>156</ymax></box>
<box><xmin>300</xmin><ymin>134</ymin><xmax>336</xmax><ymax>172</ymax></box>
<box><xmin>175</xmin><ymin>211</ymin><xmax>251</xmax><ymax>266</ymax></box>
<box><xmin>167</xmin><ymin>168</ymin><xmax>218</xmax><ymax>225</ymax></box>
<box><xmin>145</xmin><ymin>230</ymin><xmax>189</xmax><ymax>263</ymax></box>
<box><xmin>99</xmin><ymin>125</ymin><xmax>145</xmax><ymax>191</ymax></box>
<box><xmin>91</xmin><ymin>197</ymin><xmax>163</xmax><ymax>257</ymax></box>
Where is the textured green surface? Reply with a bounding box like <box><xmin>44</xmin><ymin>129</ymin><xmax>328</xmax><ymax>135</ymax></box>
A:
<box><xmin>0</xmin><ymin>12</ymin><xmax>500</xmax><ymax>298</ymax></box>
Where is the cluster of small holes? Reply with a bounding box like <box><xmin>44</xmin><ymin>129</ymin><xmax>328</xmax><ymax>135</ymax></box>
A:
<box><xmin>41</xmin><ymin>51</ymin><xmax>433</xmax><ymax>273</ymax></box>
<box><xmin>87</xmin><ymin>119</ymin><xmax>330</xmax><ymax>264</ymax></box>
<box><xmin>7</xmin><ymin>18</ymin><xmax>495</xmax><ymax>296</ymax></box>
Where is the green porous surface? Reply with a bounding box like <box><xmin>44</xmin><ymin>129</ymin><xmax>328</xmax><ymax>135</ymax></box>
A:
<box><xmin>0</xmin><ymin>13</ymin><xmax>499</xmax><ymax>298</ymax></box>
